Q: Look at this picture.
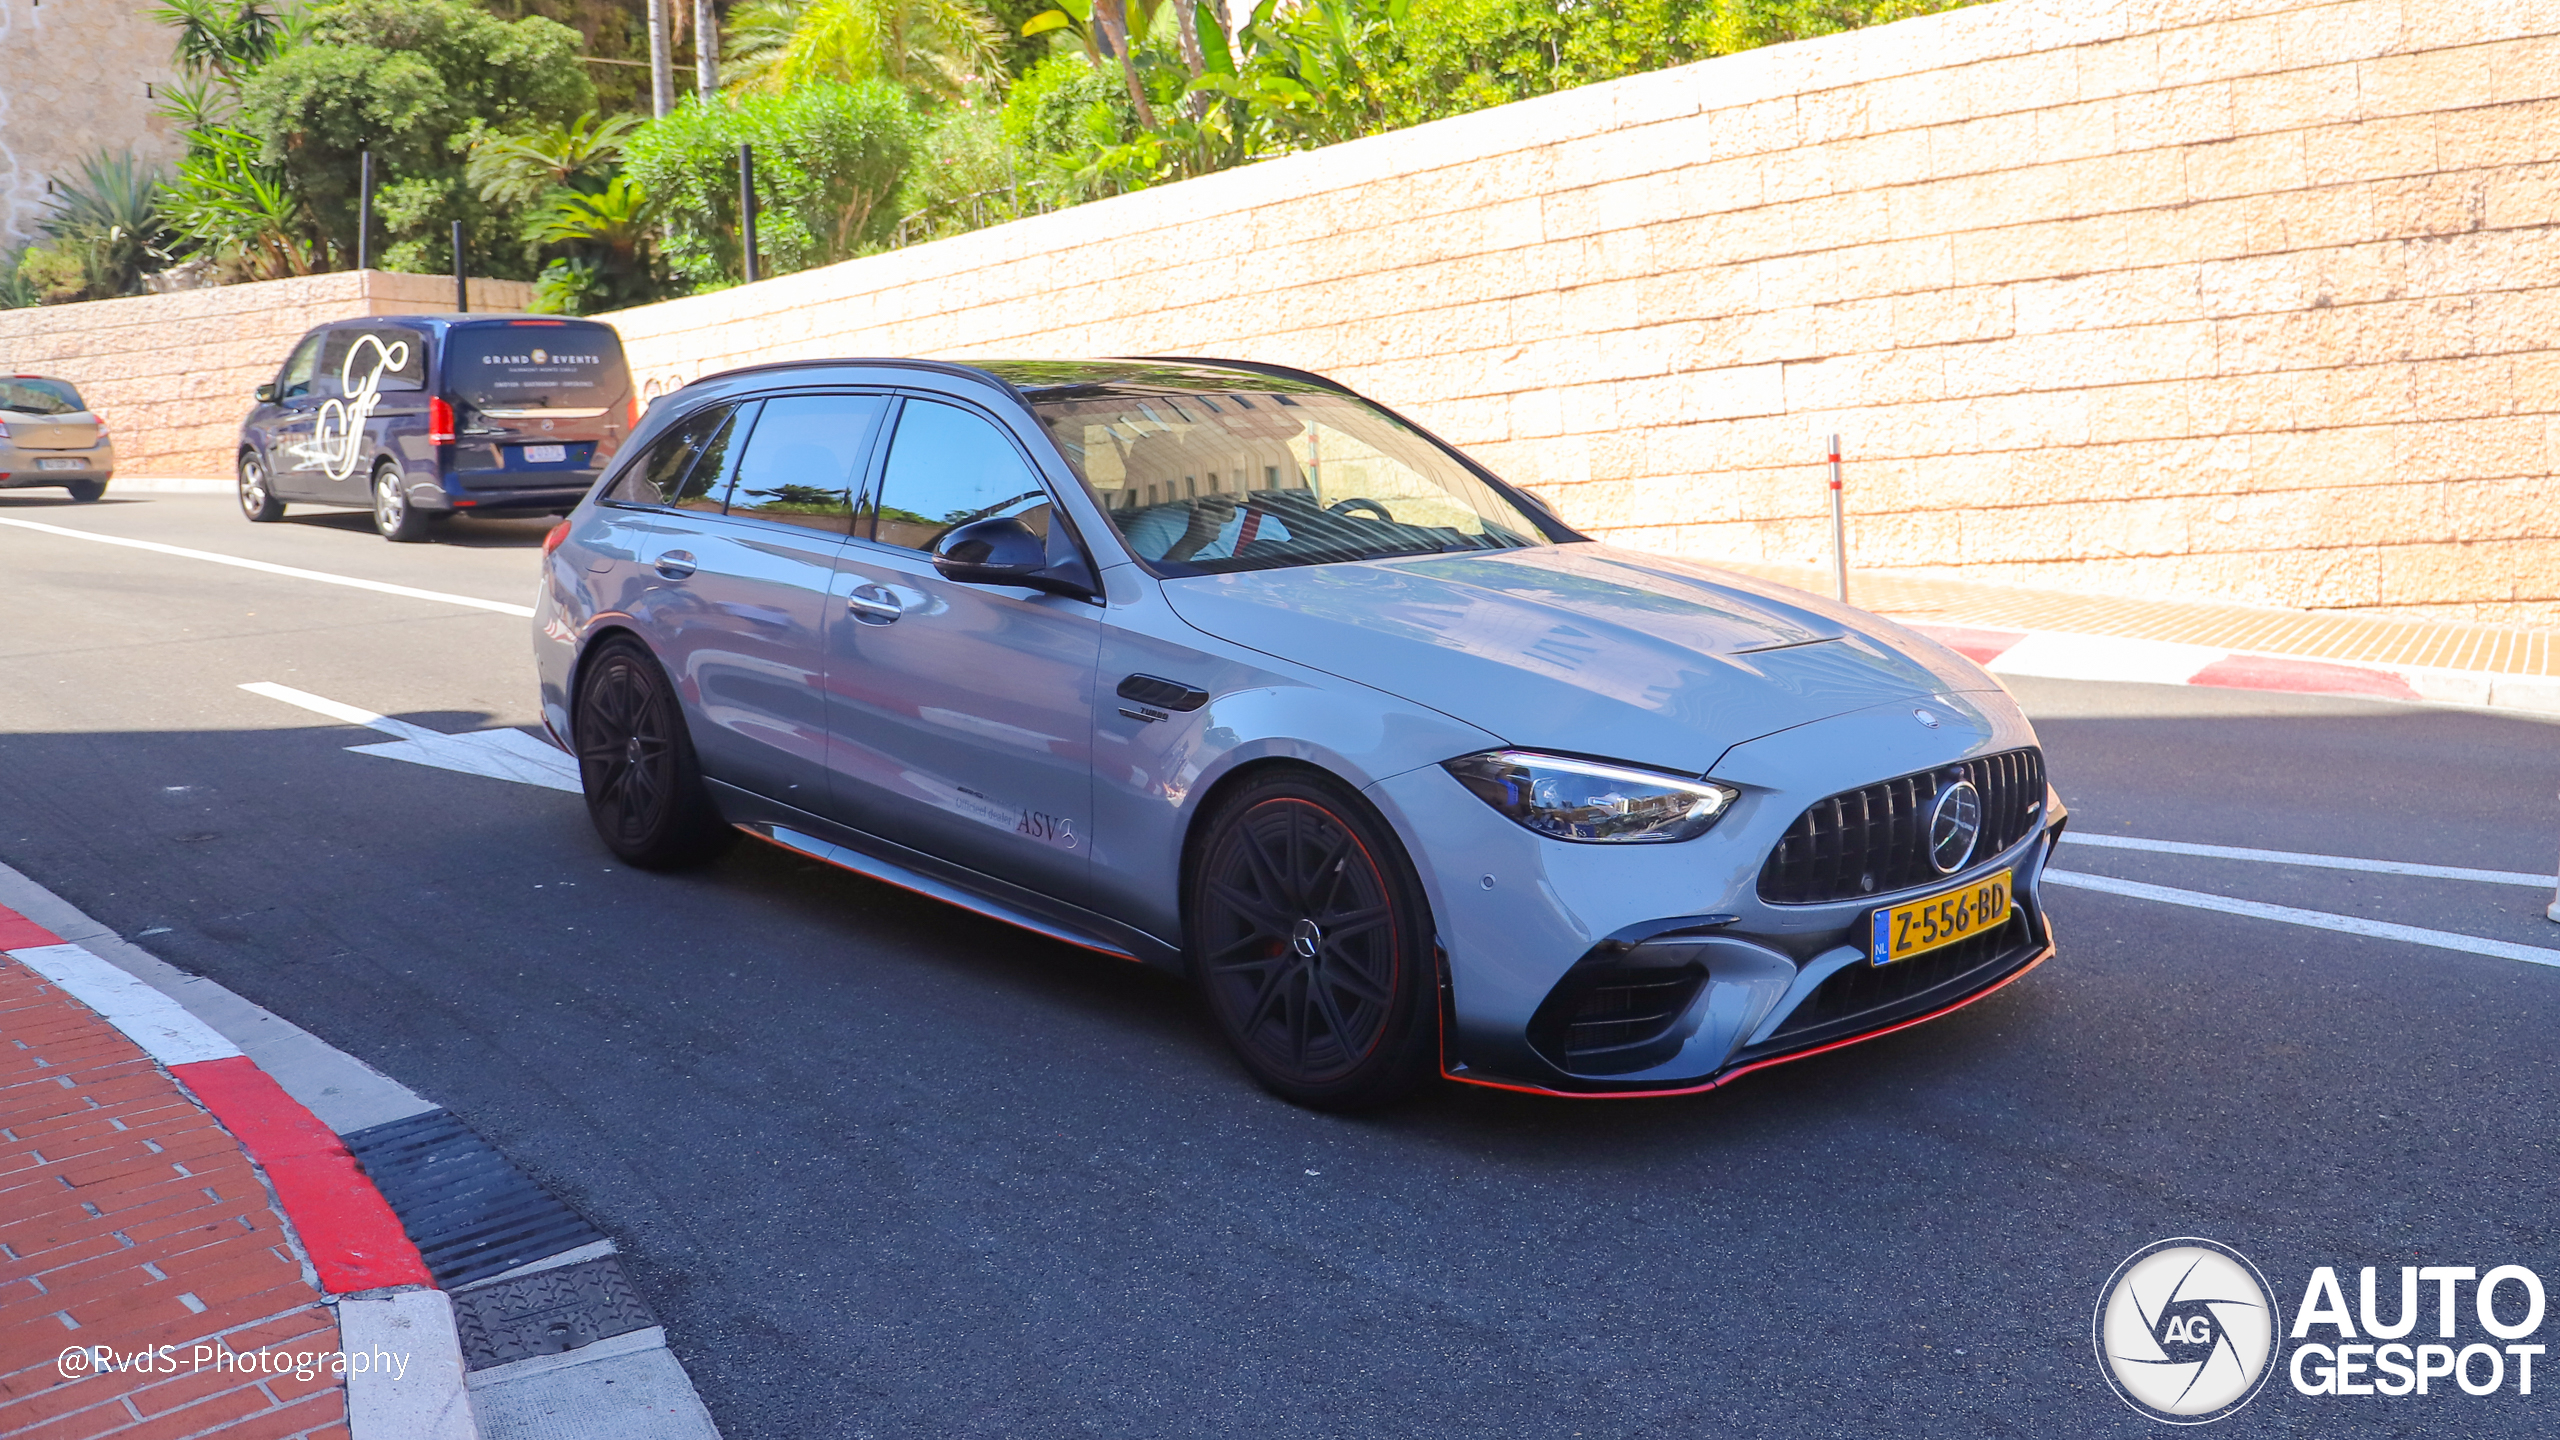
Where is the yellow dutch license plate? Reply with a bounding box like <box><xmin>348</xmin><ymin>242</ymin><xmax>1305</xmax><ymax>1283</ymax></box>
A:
<box><xmin>1871</xmin><ymin>870</ymin><xmax>2012</xmax><ymax>966</ymax></box>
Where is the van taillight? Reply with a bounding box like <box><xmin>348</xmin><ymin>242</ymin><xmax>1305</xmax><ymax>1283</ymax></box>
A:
<box><xmin>428</xmin><ymin>397</ymin><xmax>455</xmax><ymax>445</ymax></box>
<box><xmin>542</xmin><ymin>520</ymin><xmax>570</xmax><ymax>555</ymax></box>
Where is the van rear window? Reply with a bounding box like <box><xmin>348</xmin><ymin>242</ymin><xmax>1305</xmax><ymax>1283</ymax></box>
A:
<box><xmin>446</xmin><ymin>326</ymin><xmax>630</xmax><ymax>413</ymax></box>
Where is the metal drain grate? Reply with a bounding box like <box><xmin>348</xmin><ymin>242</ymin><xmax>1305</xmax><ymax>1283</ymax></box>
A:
<box><xmin>342</xmin><ymin>1109</ymin><xmax>605</xmax><ymax>1288</ymax></box>
<box><xmin>450</xmin><ymin>1255</ymin><xmax>657</xmax><ymax>1370</ymax></box>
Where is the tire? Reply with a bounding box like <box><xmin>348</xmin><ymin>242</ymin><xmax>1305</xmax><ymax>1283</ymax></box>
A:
<box><xmin>572</xmin><ymin>638</ymin><xmax>731</xmax><ymax>869</ymax></box>
<box><xmin>371</xmin><ymin>460</ymin><xmax>438</xmax><ymax>542</ymax></box>
<box><xmin>1187</xmin><ymin>769</ymin><xmax>1438</xmax><ymax>1110</ymax></box>
<box><xmin>63</xmin><ymin>479</ymin><xmax>105</xmax><ymax>502</ymax></box>
<box><xmin>238</xmin><ymin>450</ymin><xmax>283</xmax><ymax>522</ymax></box>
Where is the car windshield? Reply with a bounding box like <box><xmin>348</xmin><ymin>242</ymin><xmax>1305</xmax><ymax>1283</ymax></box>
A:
<box><xmin>1015</xmin><ymin>372</ymin><xmax>1553</xmax><ymax>575</ymax></box>
<box><xmin>0</xmin><ymin>378</ymin><xmax>85</xmax><ymax>415</ymax></box>
<box><xmin>444</xmin><ymin>324</ymin><xmax>630</xmax><ymax>413</ymax></box>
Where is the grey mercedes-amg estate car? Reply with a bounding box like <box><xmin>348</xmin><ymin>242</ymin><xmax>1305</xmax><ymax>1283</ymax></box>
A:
<box><xmin>532</xmin><ymin>358</ymin><xmax>2064</xmax><ymax>1109</ymax></box>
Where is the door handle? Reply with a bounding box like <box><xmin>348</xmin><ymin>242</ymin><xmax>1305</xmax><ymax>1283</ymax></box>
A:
<box><xmin>654</xmin><ymin>550</ymin><xmax>697</xmax><ymax>579</ymax></box>
<box><xmin>846</xmin><ymin>587</ymin><xmax>903</xmax><ymax>622</ymax></box>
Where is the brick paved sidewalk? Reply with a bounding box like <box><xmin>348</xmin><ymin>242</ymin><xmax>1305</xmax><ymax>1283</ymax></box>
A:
<box><xmin>0</xmin><ymin>951</ymin><xmax>347</xmax><ymax>1440</ymax></box>
<box><xmin>1717</xmin><ymin>559</ymin><xmax>2560</xmax><ymax>707</ymax></box>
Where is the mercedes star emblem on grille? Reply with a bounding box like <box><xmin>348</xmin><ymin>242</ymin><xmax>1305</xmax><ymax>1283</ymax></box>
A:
<box><xmin>1927</xmin><ymin>779</ymin><xmax>1983</xmax><ymax>873</ymax></box>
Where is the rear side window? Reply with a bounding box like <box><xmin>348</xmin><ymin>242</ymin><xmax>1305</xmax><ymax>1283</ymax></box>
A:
<box><xmin>0</xmin><ymin>377</ymin><xmax>84</xmax><ymax>414</ymax></box>
<box><xmin>609</xmin><ymin>402</ymin><xmax>741</xmax><ymax>510</ymax></box>
<box><xmin>869</xmin><ymin>400</ymin><xmax>1050</xmax><ymax>552</ymax></box>
<box><xmin>320</xmin><ymin>327</ymin><xmax>426</xmax><ymax>396</ymax></box>
<box><xmin>446</xmin><ymin>324</ymin><xmax>630</xmax><ymax>413</ymax></box>
<box><xmin>725</xmin><ymin>393</ymin><xmax>889</xmax><ymax>534</ymax></box>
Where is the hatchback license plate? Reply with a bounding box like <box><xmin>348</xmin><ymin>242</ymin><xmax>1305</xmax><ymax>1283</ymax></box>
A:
<box><xmin>1871</xmin><ymin>870</ymin><xmax>2012</xmax><ymax>966</ymax></box>
<box><xmin>37</xmin><ymin>457</ymin><xmax>81</xmax><ymax>471</ymax></box>
<box><xmin>521</xmin><ymin>444</ymin><xmax>567</xmax><ymax>464</ymax></box>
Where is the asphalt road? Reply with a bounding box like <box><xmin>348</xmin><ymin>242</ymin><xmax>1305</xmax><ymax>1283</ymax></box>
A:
<box><xmin>6</xmin><ymin>490</ymin><xmax>2558</xmax><ymax>1438</ymax></box>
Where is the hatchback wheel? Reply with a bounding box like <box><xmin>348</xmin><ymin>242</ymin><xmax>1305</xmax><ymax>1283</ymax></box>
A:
<box><xmin>238</xmin><ymin>451</ymin><xmax>283</xmax><ymax>522</ymax></box>
<box><xmin>1189</xmin><ymin>770</ymin><xmax>1437</xmax><ymax>1110</ymax></box>
<box><xmin>372</xmin><ymin>460</ymin><xmax>437</xmax><ymax>542</ymax></box>
<box><xmin>574</xmin><ymin>639</ymin><xmax>730</xmax><ymax>869</ymax></box>
<box><xmin>64</xmin><ymin>479</ymin><xmax>105</xmax><ymax>502</ymax></box>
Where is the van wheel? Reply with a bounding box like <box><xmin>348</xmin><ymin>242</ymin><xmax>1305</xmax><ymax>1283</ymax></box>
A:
<box><xmin>372</xmin><ymin>460</ymin><xmax>438</xmax><ymax>542</ymax></box>
<box><xmin>239</xmin><ymin>452</ymin><xmax>283</xmax><ymax>521</ymax></box>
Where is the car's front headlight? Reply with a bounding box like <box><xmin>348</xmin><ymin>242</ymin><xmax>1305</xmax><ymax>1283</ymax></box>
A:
<box><xmin>1441</xmin><ymin>751</ymin><xmax>1739</xmax><ymax>844</ymax></box>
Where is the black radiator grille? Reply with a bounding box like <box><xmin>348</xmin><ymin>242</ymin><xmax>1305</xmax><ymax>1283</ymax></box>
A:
<box><xmin>1757</xmin><ymin>747</ymin><xmax>2045</xmax><ymax>905</ymax></box>
<box><xmin>1770</xmin><ymin>908</ymin><xmax>2035</xmax><ymax>1043</ymax></box>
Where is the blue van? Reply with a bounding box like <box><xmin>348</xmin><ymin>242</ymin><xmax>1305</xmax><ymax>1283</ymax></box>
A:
<box><xmin>236</xmin><ymin>314</ymin><xmax>637</xmax><ymax>541</ymax></box>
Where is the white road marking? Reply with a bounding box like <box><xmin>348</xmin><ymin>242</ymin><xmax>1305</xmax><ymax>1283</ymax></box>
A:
<box><xmin>0</xmin><ymin>516</ymin><xmax>537</xmax><ymax>617</ymax></box>
<box><xmin>5</xmin><ymin>942</ymin><xmax>243</xmax><ymax>1065</ymax></box>
<box><xmin>242</xmin><ymin>681</ymin><xmax>581</xmax><ymax>793</ymax></box>
<box><xmin>2059</xmin><ymin>832</ymin><xmax>2551</xmax><ymax>887</ymax></box>
<box><xmin>2044</xmin><ymin>869</ymin><xmax>2560</xmax><ymax>968</ymax></box>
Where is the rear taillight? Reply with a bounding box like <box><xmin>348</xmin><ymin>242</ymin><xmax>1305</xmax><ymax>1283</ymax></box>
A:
<box><xmin>0</xmin><ymin>420</ymin><xmax>10</xmax><ymax>439</ymax></box>
<box><xmin>542</xmin><ymin>520</ymin><xmax>571</xmax><ymax>555</ymax></box>
<box><xmin>93</xmin><ymin>415</ymin><xmax>107</xmax><ymax>436</ymax></box>
<box><xmin>626</xmin><ymin>396</ymin><xmax>641</xmax><ymax>429</ymax></box>
<box><xmin>428</xmin><ymin>396</ymin><xmax>455</xmax><ymax>445</ymax></box>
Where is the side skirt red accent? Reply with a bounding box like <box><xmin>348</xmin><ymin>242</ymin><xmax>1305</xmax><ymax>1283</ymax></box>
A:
<box><xmin>1441</xmin><ymin>943</ymin><xmax>2054</xmax><ymax>1100</ymax></box>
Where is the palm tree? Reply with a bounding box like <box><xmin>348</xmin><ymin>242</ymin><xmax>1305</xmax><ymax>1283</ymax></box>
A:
<box><xmin>468</xmin><ymin>113</ymin><xmax>644</xmax><ymax>208</ymax></box>
<box><xmin>149</xmin><ymin>0</ymin><xmax>286</xmax><ymax>81</ymax></box>
<box><xmin>725</xmin><ymin>0</ymin><xmax>1007</xmax><ymax>104</ymax></box>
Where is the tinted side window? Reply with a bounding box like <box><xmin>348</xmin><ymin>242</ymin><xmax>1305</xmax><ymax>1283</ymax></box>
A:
<box><xmin>725</xmin><ymin>393</ymin><xmax>888</xmax><ymax>534</ymax></box>
<box><xmin>320</xmin><ymin>327</ymin><xmax>427</xmax><ymax>395</ymax></box>
<box><xmin>608</xmin><ymin>402</ymin><xmax>739</xmax><ymax>509</ymax></box>
<box><xmin>870</xmin><ymin>400</ymin><xmax>1049</xmax><ymax>552</ymax></box>
<box><xmin>277</xmin><ymin>333</ymin><xmax>324</xmax><ymax>401</ymax></box>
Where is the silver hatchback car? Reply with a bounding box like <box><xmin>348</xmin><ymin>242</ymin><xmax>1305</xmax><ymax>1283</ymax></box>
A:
<box><xmin>533</xmin><ymin>359</ymin><xmax>2065</xmax><ymax>1108</ymax></box>
<box><xmin>0</xmin><ymin>375</ymin><xmax>115</xmax><ymax>501</ymax></box>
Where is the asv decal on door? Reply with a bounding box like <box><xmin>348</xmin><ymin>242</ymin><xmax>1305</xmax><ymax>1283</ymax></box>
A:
<box><xmin>904</xmin><ymin>772</ymin><xmax>1080</xmax><ymax>850</ymax></box>
<box><xmin>291</xmin><ymin>334</ymin><xmax>406</xmax><ymax>478</ymax></box>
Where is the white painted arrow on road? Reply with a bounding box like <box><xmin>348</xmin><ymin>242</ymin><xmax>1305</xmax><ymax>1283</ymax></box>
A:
<box><xmin>241</xmin><ymin>682</ymin><xmax>581</xmax><ymax>793</ymax></box>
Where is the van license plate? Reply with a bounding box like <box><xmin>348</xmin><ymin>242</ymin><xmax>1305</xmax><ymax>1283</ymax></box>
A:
<box><xmin>1871</xmin><ymin>870</ymin><xmax>2012</xmax><ymax>966</ymax></box>
<box><xmin>37</xmin><ymin>458</ymin><xmax>81</xmax><ymax>471</ymax></box>
<box><xmin>521</xmin><ymin>444</ymin><xmax>567</xmax><ymax>464</ymax></box>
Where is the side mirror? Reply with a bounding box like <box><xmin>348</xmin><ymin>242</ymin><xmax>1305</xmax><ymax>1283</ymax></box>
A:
<box><xmin>932</xmin><ymin>516</ymin><xmax>1096</xmax><ymax>600</ymax></box>
<box><xmin>254</xmin><ymin>383</ymin><xmax>277</xmax><ymax>403</ymax></box>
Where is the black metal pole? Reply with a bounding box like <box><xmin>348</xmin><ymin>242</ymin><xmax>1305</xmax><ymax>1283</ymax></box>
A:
<box><xmin>451</xmin><ymin>220</ymin><xmax>468</xmax><ymax>312</ymax></box>
<box><xmin>356</xmin><ymin>151</ymin><xmax>373</xmax><ymax>270</ymax></box>
<box><xmin>738</xmin><ymin>143</ymin><xmax>759</xmax><ymax>284</ymax></box>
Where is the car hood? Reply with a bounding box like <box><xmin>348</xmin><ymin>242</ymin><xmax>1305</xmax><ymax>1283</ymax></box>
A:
<box><xmin>1158</xmin><ymin>544</ymin><xmax>1996</xmax><ymax>774</ymax></box>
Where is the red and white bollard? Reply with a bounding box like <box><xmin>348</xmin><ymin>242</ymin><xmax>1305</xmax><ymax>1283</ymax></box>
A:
<box><xmin>1827</xmin><ymin>433</ymin><xmax>1848</xmax><ymax>604</ymax></box>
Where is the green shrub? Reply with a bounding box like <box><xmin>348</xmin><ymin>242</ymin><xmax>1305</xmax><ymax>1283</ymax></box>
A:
<box><xmin>625</xmin><ymin>81</ymin><xmax>920</xmax><ymax>290</ymax></box>
<box><xmin>236</xmin><ymin>0</ymin><xmax>593</xmax><ymax>275</ymax></box>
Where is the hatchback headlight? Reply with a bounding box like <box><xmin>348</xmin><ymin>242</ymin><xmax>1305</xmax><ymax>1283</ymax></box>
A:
<box><xmin>1441</xmin><ymin>751</ymin><xmax>1739</xmax><ymax>844</ymax></box>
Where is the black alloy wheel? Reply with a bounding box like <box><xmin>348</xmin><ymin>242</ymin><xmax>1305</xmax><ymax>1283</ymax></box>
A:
<box><xmin>1189</xmin><ymin>770</ymin><xmax>1437</xmax><ymax>1110</ymax></box>
<box><xmin>238</xmin><ymin>450</ymin><xmax>283</xmax><ymax>521</ymax></box>
<box><xmin>573</xmin><ymin>640</ymin><xmax>731</xmax><ymax>869</ymax></box>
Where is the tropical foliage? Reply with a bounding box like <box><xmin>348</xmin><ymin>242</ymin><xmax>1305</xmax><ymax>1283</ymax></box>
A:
<box><xmin>625</xmin><ymin>80</ymin><xmax>920</xmax><ymax>289</ymax></box>
<box><xmin>13</xmin><ymin>0</ymin><xmax>1980</xmax><ymax>310</ymax></box>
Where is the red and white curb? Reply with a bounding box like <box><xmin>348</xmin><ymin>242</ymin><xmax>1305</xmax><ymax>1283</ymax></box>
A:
<box><xmin>1907</xmin><ymin>623</ymin><xmax>2560</xmax><ymax>715</ymax></box>
<box><xmin>1</xmin><ymin>862</ymin><xmax>724</xmax><ymax>1439</ymax></box>
<box><xmin>0</xmin><ymin>903</ymin><xmax>474</xmax><ymax>1439</ymax></box>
